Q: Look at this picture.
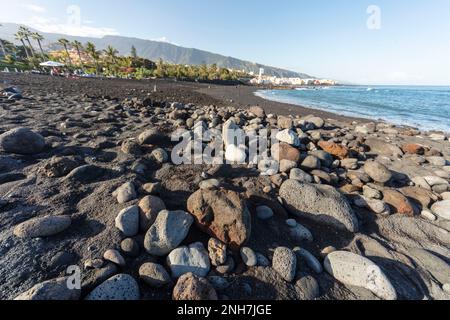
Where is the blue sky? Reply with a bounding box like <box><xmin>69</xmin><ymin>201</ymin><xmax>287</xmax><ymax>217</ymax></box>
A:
<box><xmin>1</xmin><ymin>0</ymin><xmax>450</xmax><ymax>85</ymax></box>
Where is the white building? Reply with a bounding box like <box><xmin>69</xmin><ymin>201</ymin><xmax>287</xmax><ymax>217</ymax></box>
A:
<box><xmin>250</xmin><ymin>76</ymin><xmax>336</xmax><ymax>86</ymax></box>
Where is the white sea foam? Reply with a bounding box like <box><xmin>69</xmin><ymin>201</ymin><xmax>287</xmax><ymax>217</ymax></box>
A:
<box><xmin>255</xmin><ymin>86</ymin><xmax>450</xmax><ymax>133</ymax></box>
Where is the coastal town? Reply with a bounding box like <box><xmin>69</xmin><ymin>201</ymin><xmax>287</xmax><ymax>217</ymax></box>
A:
<box><xmin>249</xmin><ymin>69</ymin><xmax>337</xmax><ymax>86</ymax></box>
<box><xmin>250</xmin><ymin>75</ymin><xmax>337</xmax><ymax>86</ymax></box>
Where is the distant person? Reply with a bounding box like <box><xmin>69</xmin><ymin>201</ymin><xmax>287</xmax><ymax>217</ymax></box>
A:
<box><xmin>51</xmin><ymin>67</ymin><xmax>61</xmax><ymax>77</ymax></box>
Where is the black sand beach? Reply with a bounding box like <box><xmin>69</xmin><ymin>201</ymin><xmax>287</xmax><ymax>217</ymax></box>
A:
<box><xmin>1</xmin><ymin>73</ymin><xmax>369</xmax><ymax>126</ymax></box>
<box><xmin>0</xmin><ymin>73</ymin><xmax>449</xmax><ymax>301</ymax></box>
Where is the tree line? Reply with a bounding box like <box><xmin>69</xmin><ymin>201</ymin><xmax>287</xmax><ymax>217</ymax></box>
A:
<box><xmin>0</xmin><ymin>25</ymin><xmax>249</xmax><ymax>81</ymax></box>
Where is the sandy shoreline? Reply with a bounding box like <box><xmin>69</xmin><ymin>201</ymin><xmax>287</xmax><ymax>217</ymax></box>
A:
<box><xmin>198</xmin><ymin>84</ymin><xmax>379</xmax><ymax>127</ymax></box>
<box><xmin>1</xmin><ymin>73</ymin><xmax>439</xmax><ymax>133</ymax></box>
<box><xmin>198</xmin><ymin>84</ymin><xmax>450</xmax><ymax>134</ymax></box>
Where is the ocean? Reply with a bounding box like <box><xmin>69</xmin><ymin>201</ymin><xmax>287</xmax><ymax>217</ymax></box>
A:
<box><xmin>254</xmin><ymin>85</ymin><xmax>450</xmax><ymax>132</ymax></box>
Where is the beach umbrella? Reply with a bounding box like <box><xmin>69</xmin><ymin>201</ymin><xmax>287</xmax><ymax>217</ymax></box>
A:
<box><xmin>39</xmin><ymin>61</ymin><xmax>65</xmax><ymax>67</ymax></box>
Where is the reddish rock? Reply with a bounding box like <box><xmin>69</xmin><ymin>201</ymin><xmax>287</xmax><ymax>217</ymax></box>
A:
<box><xmin>402</xmin><ymin>143</ymin><xmax>425</xmax><ymax>155</ymax></box>
<box><xmin>318</xmin><ymin>141</ymin><xmax>349</xmax><ymax>160</ymax></box>
<box><xmin>187</xmin><ymin>189</ymin><xmax>251</xmax><ymax>250</ymax></box>
<box><xmin>339</xmin><ymin>184</ymin><xmax>362</xmax><ymax>194</ymax></box>
<box><xmin>399</xmin><ymin>186</ymin><xmax>437</xmax><ymax>209</ymax></box>
<box><xmin>172</xmin><ymin>273</ymin><xmax>218</xmax><ymax>301</ymax></box>
<box><xmin>271</xmin><ymin>143</ymin><xmax>301</xmax><ymax>163</ymax></box>
<box><xmin>382</xmin><ymin>189</ymin><xmax>416</xmax><ymax>216</ymax></box>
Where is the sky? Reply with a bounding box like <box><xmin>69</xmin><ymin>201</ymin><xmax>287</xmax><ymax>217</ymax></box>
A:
<box><xmin>1</xmin><ymin>0</ymin><xmax>450</xmax><ymax>85</ymax></box>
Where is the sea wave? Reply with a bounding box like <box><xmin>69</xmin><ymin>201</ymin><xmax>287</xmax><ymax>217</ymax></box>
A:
<box><xmin>254</xmin><ymin>86</ymin><xmax>450</xmax><ymax>132</ymax></box>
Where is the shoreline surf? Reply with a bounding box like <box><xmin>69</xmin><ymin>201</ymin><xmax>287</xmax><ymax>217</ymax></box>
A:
<box><xmin>254</xmin><ymin>86</ymin><xmax>450</xmax><ymax>133</ymax></box>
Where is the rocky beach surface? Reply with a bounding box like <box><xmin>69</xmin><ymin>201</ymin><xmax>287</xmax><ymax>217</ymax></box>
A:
<box><xmin>1</xmin><ymin>73</ymin><xmax>449</xmax><ymax>300</ymax></box>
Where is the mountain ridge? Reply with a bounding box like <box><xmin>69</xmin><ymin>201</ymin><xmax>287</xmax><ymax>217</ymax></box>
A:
<box><xmin>0</xmin><ymin>22</ymin><xmax>312</xmax><ymax>78</ymax></box>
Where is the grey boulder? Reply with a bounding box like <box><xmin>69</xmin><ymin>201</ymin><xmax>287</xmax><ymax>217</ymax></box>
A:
<box><xmin>144</xmin><ymin>210</ymin><xmax>194</xmax><ymax>256</ymax></box>
<box><xmin>280</xmin><ymin>180</ymin><xmax>359</xmax><ymax>232</ymax></box>
<box><xmin>85</xmin><ymin>274</ymin><xmax>140</xmax><ymax>300</ymax></box>
<box><xmin>139</xmin><ymin>263</ymin><xmax>171</xmax><ymax>288</ymax></box>
<box><xmin>431</xmin><ymin>200</ymin><xmax>450</xmax><ymax>220</ymax></box>
<box><xmin>324</xmin><ymin>251</ymin><xmax>397</xmax><ymax>300</ymax></box>
<box><xmin>14</xmin><ymin>215</ymin><xmax>71</xmax><ymax>238</ymax></box>
<box><xmin>0</xmin><ymin>127</ymin><xmax>45</xmax><ymax>155</ymax></box>
<box><xmin>364</xmin><ymin>161</ymin><xmax>392</xmax><ymax>184</ymax></box>
<box><xmin>115</xmin><ymin>205</ymin><xmax>139</xmax><ymax>237</ymax></box>
<box><xmin>272</xmin><ymin>247</ymin><xmax>297</xmax><ymax>282</ymax></box>
<box><xmin>167</xmin><ymin>242</ymin><xmax>211</xmax><ymax>278</ymax></box>
<box><xmin>15</xmin><ymin>277</ymin><xmax>80</xmax><ymax>300</ymax></box>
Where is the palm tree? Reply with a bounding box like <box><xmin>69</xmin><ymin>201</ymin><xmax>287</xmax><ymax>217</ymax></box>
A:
<box><xmin>131</xmin><ymin>45</ymin><xmax>138</xmax><ymax>59</ymax></box>
<box><xmin>58</xmin><ymin>38</ymin><xmax>72</xmax><ymax>66</ymax></box>
<box><xmin>31</xmin><ymin>32</ymin><xmax>46</xmax><ymax>59</ymax></box>
<box><xmin>0</xmin><ymin>38</ymin><xmax>7</xmax><ymax>57</ymax></box>
<box><xmin>71</xmin><ymin>40</ymin><xmax>85</xmax><ymax>71</ymax></box>
<box><xmin>19</xmin><ymin>26</ymin><xmax>35</xmax><ymax>58</ymax></box>
<box><xmin>104</xmin><ymin>45</ymin><xmax>118</xmax><ymax>64</ymax></box>
<box><xmin>14</xmin><ymin>32</ymin><xmax>30</xmax><ymax>59</ymax></box>
<box><xmin>85</xmin><ymin>42</ymin><xmax>100</xmax><ymax>74</ymax></box>
<box><xmin>155</xmin><ymin>58</ymin><xmax>167</xmax><ymax>78</ymax></box>
<box><xmin>2</xmin><ymin>54</ymin><xmax>16</xmax><ymax>65</ymax></box>
<box><xmin>3</xmin><ymin>40</ymin><xmax>16</xmax><ymax>56</ymax></box>
<box><xmin>103</xmin><ymin>45</ymin><xmax>119</xmax><ymax>75</ymax></box>
<box><xmin>0</xmin><ymin>24</ymin><xmax>6</xmax><ymax>57</ymax></box>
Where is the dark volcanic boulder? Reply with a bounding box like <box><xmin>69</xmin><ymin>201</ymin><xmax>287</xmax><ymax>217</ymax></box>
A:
<box><xmin>0</xmin><ymin>127</ymin><xmax>45</xmax><ymax>155</ymax></box>
<box><xmin>63</xmin><ymin>165</ymin><xmax>106</xmax><ymax>183</ymax></box>
<box><xmin>187</xmin><ymin>189</ymin><xmax>251</xmax><ymax>250</ymax></box>
<box><xmin>280</xmin><ymin>179</ymin><xmax>359</xmax><ymax>232</ymax></box>
<box><xmin>138</xmin><ymin>128</ymin><xmax>168</xmax><ymax>145</ymax></box>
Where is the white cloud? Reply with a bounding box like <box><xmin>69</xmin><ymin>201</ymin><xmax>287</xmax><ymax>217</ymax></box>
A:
<box><xmin>35</xmin><ymin>23</ymin><xmax>119</xmax><ymax>37</ymax></box>
<box><xmin>154</xmin><ymin>36</ymin><xmax>169</xmax><ymax>42</ymax></box>
<box><xmin>0</xmin><ymin>3</ymin><xmax>120</xmax><ymax>38</ymax></box>
<box><xmin>23</xmin><ymin>15</ymin><xmax>119</xmax><ymax>38</ymax></box>
<box><xmin>152</xmin><ymin>36</ymin><xmax>178</xmax><ymax>45</ymax></box>
<box><xmin>22</xmin><ymin>4</ymin><xmax>47</xmax><ymax>13</ymax></box>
